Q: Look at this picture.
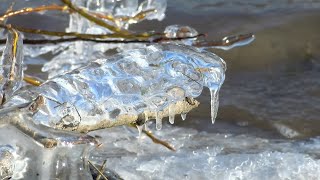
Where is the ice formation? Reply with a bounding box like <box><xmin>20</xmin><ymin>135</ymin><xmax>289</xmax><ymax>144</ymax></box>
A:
<box><xmin>0</xmin><ymin>29</ymin><xmax>226</xmax><ymax>179</ymax></box>
<box><xmin>37</xmin><ymin>0</ymin><xmax>167</xmax><ymax>78</ymax></box>
<box><xmin>5</xmin><ymin>44</ymin><xmax>226</xmax><ymax>132</ymax></box>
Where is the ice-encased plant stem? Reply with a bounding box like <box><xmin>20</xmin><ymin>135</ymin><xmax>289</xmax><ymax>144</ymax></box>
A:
<box><xmin>4</xmin><ymin>44</ymin><xmax>226</xmax><ymax>132</ymax></box>
<box><xmin>0</xmin><ymin>28</ymin><xmax>23</xmax><ymax>105</ymax></box>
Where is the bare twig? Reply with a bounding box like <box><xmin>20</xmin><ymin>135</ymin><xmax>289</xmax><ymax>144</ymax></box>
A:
<box><xmin>0</xmin><ymin>23</ymin><xmax>160</xmax><ymax>41</ymax></box>
<box><xmin>129</xmin><ymin>124</ymin><xmax>176</xmax><ymax>151</ymax></box>
<box><xmin>0</xmin><ymin>33</ymin><xmax>204</xmax><ymax>44</ymax></box>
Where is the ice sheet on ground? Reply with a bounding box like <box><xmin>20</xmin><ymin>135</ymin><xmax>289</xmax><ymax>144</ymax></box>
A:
<box><xmin>89</xmin><ymin>123</ymin><xmax>320</xmax><ymax>180</ymax></box>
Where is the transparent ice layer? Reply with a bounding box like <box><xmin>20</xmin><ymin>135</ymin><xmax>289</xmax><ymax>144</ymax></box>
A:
<box><xmin>5</xmin><ymin>44</ymin><xmax>226</xmax><ymax>131</ymax></box>
<box><xmin>0</xmin><ymin>30</ymin><xmax>24</xmax><ymax>105</ymax></box>
<box><xmin>0</xmin><ymin>123</ymin><xmax>96</xmax><ymax>180</ymax></box>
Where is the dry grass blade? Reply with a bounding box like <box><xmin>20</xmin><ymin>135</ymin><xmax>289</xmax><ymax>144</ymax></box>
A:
<box><xmin>96</xmin><ymin>160</ymin><xmax>107</xmax><ymax>180</ymax></box>
<box><xmin>23</xmin><ymin>76</ymin><xmax>42</xmax><ymax>86</ymax></box>
<box><xmin>0</xmin><ymin>4</ymin><xmax>69</xmax><ymax>22</ymax></box>
<box><xmin>7</xmin><ymin>27</ymin><xmax>19</xmax><ymax>81</ymax></box>
<box><xmin>61</xmin><ymin>0</ymin><xmax>124</xmax><ymax>34</ymax></box>
<box><xmin>88</xmin><ymin>160</ymin><xmax>109</xmax><ymax>180</ymax></box>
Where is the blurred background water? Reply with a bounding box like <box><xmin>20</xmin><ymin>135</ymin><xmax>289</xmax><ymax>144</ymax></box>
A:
<box><xmin>1</xmin><ymin>0</ymin><xmax>320</xmax><ymax>179</ymax></box>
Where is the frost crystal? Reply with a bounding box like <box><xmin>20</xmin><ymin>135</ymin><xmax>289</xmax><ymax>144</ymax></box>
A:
<box><xmin>6</xmin><ymin>44</ymin><xmax>226</xmax><ymax>132</ymax></box>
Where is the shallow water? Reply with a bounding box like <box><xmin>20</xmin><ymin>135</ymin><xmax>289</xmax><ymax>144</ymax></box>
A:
<box><xmin>1</xmin><ymin>0</ymin><xmax>320</xmax><ymax>179</ymax></box>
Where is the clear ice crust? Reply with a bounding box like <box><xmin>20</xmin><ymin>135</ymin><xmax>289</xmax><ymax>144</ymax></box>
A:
<box><xmin>6</xmin><ymin>44</ymin><xmax>226</xmax><ymax>132</ymax></box>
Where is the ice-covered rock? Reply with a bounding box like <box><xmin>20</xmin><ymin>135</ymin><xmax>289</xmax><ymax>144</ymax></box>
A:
<box><xmin>5</xmin><ymin>44</ymin><xmax>226</xmax><ymax>132</ymax></box>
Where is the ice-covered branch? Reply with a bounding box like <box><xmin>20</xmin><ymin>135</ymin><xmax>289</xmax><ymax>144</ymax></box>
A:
<box><xmin>3</xmin><ymin>44</ymin><xmax>226</xmax><ymax>133</ymax></box>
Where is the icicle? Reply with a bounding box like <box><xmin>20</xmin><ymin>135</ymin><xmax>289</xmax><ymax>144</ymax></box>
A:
<box><xmin>181</xmin><ymin>113</ymin><xmax>187</xmax><ymax>121</ymax></box>
<box><xmin>209</xmin><ymin>88</ymin><xmax>220</xmax><ymax>124</ymax></box>
<box><xmin>136</xmin><ymin>124</ymin><xmax>143</xmax><ymax>139</ymax></box>
<box><xmin>144</xmin><ymin>123</ymin><xmax>149</xmax><ymax>132</ymax></box>
<box><xmin>155</xmin><ymin>112</ymin><xmax>162</xmax><ymax>130</ymax></box>
<box><xmin>168</xmin><ymin>104</ymin><xmax>175</xmax><ymax>124</ymax></box>
<box><xmin>144</xmin><ymin>112</ymin><xmax>149</xmax><ymax>121</ymax></box>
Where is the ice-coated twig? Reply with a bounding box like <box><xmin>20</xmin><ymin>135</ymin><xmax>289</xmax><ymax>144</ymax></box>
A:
<box><xmin>193</xmin><ymin>33</ymin><xmax>255</xmax><ymax>50</ymax></box>
<box><xmin>0</xmin><ymin>27</ymin><xmax>24</xmax><ymax>105</ymax></box>
<box><xmin>3</xmin><ymin>44</ymin><xmax>225</xmax><ymax>133</ymax></box>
